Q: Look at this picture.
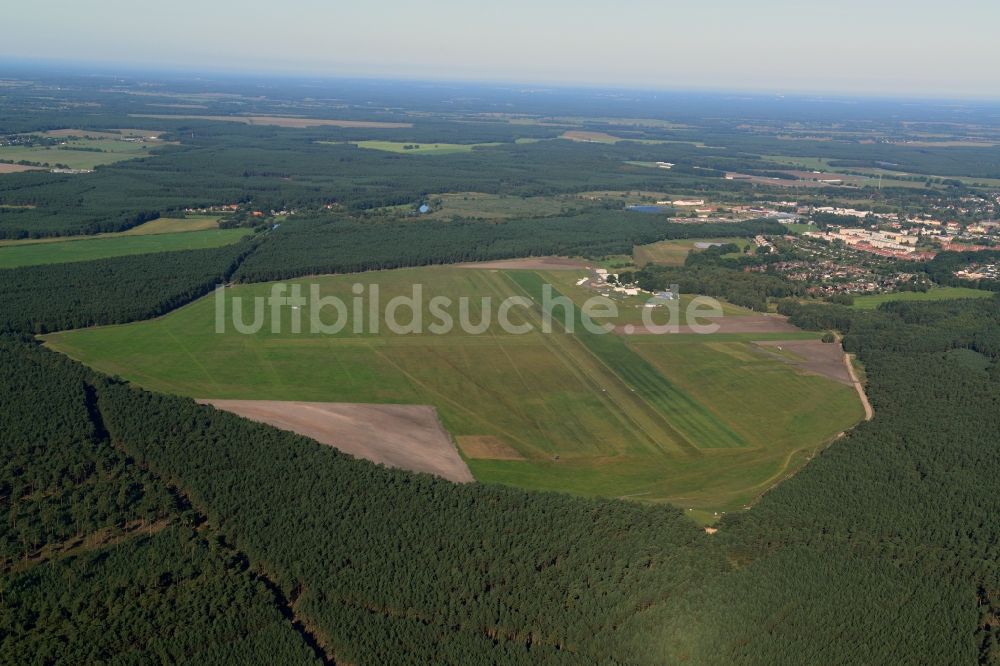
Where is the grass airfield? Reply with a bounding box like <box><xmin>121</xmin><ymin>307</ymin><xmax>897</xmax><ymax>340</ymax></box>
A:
<box><xmin>43</xmin><ymin>266</ymin><xmax>863</xmax><ymax>518</ymax></box>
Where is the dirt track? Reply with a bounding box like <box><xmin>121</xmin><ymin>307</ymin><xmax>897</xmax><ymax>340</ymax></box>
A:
<box><xmin>843</xmin><ymin>352</ymin><xmax>874</xmax><ymax>421</ymax></box>
<box><xmin>198</xmin><ymin>400</ymin><xmax>474</xmax><ymax>483</ymax></box>
<box><xmin>457</xmin><ymin>257</ymin><xmax>590</xmax><ymax>270</ymax></box>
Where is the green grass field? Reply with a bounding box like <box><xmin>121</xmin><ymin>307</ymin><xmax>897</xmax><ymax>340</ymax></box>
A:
<box><xmin>0</xmin><ymin>216</ymin><xmax>223</xmax><ymax>247</ymax></box>
<box><xmin>0</xmin><ymin>227</ymin><xmax>249</xmax><ymax>268</ymax></box>
<box><xmin>633</xmin><ymin>238</ymin><xmax>750</xmax><ymax>266</ymax></box>
<box><xmin>851</xmin><ymin>287</ymin><xmax>995</xmax><ymax>309</ymax></box>
<box><xmin>42</xmin><ymin>266</ymin><xmax>862</xmax><ymax>516</ymax></box>
<box><xmin>0</xmin><ymin>136</ymin><xmax>159</xmax><ymax>170</ymax></box>
<box><xmin>338</xmin><ymin>141</ymin><xmax>503</xmax><ymax>155</ymax></box>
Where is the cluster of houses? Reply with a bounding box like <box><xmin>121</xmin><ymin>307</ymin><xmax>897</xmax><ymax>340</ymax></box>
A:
<box><xmin>755</xmin><ymin>256</ymin><xmax>927</xmax><ymax>297</ymax></box>
<box><xmin>802</xmin><ymin>227</ymin><xmax>928</xmax><ymax>259</ymax></box>
<box><xmin>753</xmin><ymin>235</ymin><xmax>774</xmax><ymax>253</ymax></box>
<box><xmin>956</xmin><ymin>263</ymin><xmax>1000</xmax><ymax>281</ymax></box>
<box><xmin>183</xmin><ymin>203</ymin><xmax>296</xmax><ymax>218</ymax></box>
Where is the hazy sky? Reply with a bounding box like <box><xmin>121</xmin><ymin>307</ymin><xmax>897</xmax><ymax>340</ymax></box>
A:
<box><xmin>3</xmin><ymin>0</ymin><xmax>998</xmax><ymax>98</ymax></box>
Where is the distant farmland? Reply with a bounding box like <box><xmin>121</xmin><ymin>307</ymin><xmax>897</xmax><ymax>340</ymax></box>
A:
<box><xmin>43</xmin><ymin>266</ymin><xmax>863</xmax><ymax>517</ymax></box>
<box><xmin>0</xmin><ymin>135</ymin><xmax>162</xmax><ymax>170</ymax></box>
<box><xmin>342</xmin><ymin>140</ymin><xmax>503</xmax><ymax>154</ymax></box>
<box><xmin>132</xmin><ymin>114</ymin><xmax>412</xmax><ymax>129</ymax></box>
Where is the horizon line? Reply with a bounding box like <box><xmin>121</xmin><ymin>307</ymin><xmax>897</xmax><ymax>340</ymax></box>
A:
<box><xmin>4</xmin><ymin>55</ymin><xmax>1000</xmax><ymax>106</ymax></box>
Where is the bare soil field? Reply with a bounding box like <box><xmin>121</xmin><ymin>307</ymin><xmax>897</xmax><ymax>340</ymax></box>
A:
<box><xmin>457</xmin><ymin>256</ymin><xmax>591</xmax><ymax>270</ymax></box>
<box><xmin>616</xmin><ymin>313</ymin><xmax>799</xmax><ymax>336</ymax></box>
<box><xmin>132</xmin><ymin>114</ymin><xmax>411</xmax><ymax>129</ymax></box>
<box><xmin>198</xmin><ymin>400</ymin><xmax>474</xmax><ymax>483</ymax></box>
<box><xmin>456</xmin><ymin>436</ymin><xmax>526</xmax><ymax>460</ymax></box>
<box><xmin>0</xmin><ymin>163</ymin><xmax>43</xmax><ymax>173</ymax></box>
<box><xmin>752</xmin><ymin>339</ymin><xmax>854</xmax><ymax>385</ymax></box>
<box><xmin>41</xmin><ymin>128</ymin><xmax>161</xmax><ymax>139</ymax></box>
<box><xmin>560</xmin><ymin>130</ymin><xmax>623</xmax><ymax>143</ymax></box>
<box><xmin>782</xmin><ymin>170</ymin><xmax>867</xmax><ymax>185</ymax></box>
<box><xmin>725</xmin><ymin>172</ymin><xmax>865</xmax><ymax>188</ymax></box>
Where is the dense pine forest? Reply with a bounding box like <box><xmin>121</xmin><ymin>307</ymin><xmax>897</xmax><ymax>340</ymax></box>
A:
<box><xmin>0</xmin><ymin>243</ymin><xmax>253</xmax><ymax>333</ymax></box>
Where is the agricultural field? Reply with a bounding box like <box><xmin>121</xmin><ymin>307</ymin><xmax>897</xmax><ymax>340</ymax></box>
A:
<box><xmin>560</xmin><ymin>131</ymin><xmax>624</xmax><ymax>144</ymax></box>
<box><xmin>559</xmin><ymin>131</ymin><xmax>681</xmax><ymax>146</ymax></box>
<box><xmin>116</xmin><ymin>215</ymin><xmax>224</xmax><ymax>235</ymax></box>
<box><xmin>0</xmin><ymin>163</ymin><xmax>43</xmax><ymax>174</ymax></box>
<box><xmin>0</xmin><ymin>215</ymin><xmax>223</xmax><ymax>246</ymax></box>
<box><xmin>851</xmin><ymin>286</ymin><xmax>995</xmax><ymax>309</ymax></box>
<box><xmin>43</xmin><ymin>266</ymin><xmax>863</xmax><ymax>516</ymax></box>
<box><xmin>40</xmin><ymin>128</ymin><xmax>162</xmax><ymax>139</ymax></box>
<box><xmin>199</xmin><ymin>399</ymin><xmax>473</xmax><ymax>483</ymax></box>
<box><xmin>0</xmin><ymin>135</ymin><xmax>161</xmax><ymax>170</ymax></box>
<box><xmin>133</xmin><ymin>114</ymin><xmax>411</xmax><ymax>128</ymax></box>
<box><xmin>762</xmin><ymin>154</ymin><xmax>1000</xmax><ymax>189</ymax></box>
<box><xmin>633</xmin><ymin>237</ymin><xmax>751</xmax><ymax>266</ymax></box>
<box><xmin>345</xmin><ymin>140</ymin><xmax>503</xmax><ymax>154</ymax></box>
<box><xmin>0</xmin><ymin>227</ymin><xmax>249</xmax><ymax>268</ymax></box>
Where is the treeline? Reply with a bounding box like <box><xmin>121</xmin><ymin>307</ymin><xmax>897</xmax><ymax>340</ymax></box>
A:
<box><xmin>2</xmin><ymin>526</ymin><xmax>322</xmax><ymax>665</ymax></box>
<box><xmin>0</xmin><ymin>335</ymin><xmax>175</xmax><ymax>565</ymax></box>
<box><xmin>0</xmin><ymin>242</ymin><xmax>252</xmax><ymax>333</ymax></box>
<box><xmin>919</xmin><ymin>249</ymin><xmax>1000</xmax><ymax>291</ymax></box>
<box><xmin>235</xmin><ymin>214</ymin><xmax>784</xmax><ymax>282</ymax></box>
<box><xmin>0</xmin><ymin>336</ymin><xmax>321</xmax><ymax>664</ymax></box>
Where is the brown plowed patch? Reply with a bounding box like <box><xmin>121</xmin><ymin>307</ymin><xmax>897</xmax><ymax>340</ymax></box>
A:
<box><xmin>752</xmin><ymin>339</ymin><xmax>854</xmax><ymax>385</ymax></box>
<box><xmin>0</xmin><ymin>163</ymin><xmax>43</xmax><ymax>173</ymax></box>
<box><xmin>457</xmin><ymin>256</ymin><xmax>590</xmax><ymax>270</ymax></box>
<box><xmin>457</xmin><ymin>436</ymin><xmax>526</xmax><ymax>460</ymax></box>
<box><xmin>198</xmin><ymin>400</ymin><xmax>474</xmax><ymax>483</ymax></box>
<box><xmin>560</xmin><ymin>130</ymin><xmax>622</xmax><ymax>143</ymax></box>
